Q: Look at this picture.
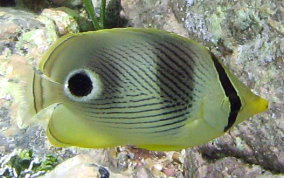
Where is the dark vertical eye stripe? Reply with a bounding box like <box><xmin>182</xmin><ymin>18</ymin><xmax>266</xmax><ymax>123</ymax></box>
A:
<box><xmin>33</xmin><ymin>72</ymin><xmax>44</xmax><ymax>113</ymax></box>
<box><xmin>32</xmin><ymin>72</ymin><xmax>38</xmax><ymax>113</ymax></box>
<box><xmin>211</xmin><ymin>54</ymin><xmax>242</xmax><ymax>131</ymax></box>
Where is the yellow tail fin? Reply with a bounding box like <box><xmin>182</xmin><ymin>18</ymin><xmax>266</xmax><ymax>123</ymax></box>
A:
<box><xmin>4</xmin><ymin>57</ymin><xmax>58</xmax><ymax>129</ymax></box>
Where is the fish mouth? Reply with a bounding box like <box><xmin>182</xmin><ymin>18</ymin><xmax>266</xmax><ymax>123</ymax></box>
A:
<box><xmin>248</xmin><ymin>96</ymin><xmax>269</xmax><ymax>116</ymax></box>
<box><xmin>258</xmin><ymin>97</ymin><xmax>269</xmax><ymax>112</ymax></box>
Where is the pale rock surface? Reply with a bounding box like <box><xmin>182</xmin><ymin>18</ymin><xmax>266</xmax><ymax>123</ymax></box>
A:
<box><xmin>0</xmin><ymin>0</ymin><xmax>283</xmax><ymax>177</ymax></box>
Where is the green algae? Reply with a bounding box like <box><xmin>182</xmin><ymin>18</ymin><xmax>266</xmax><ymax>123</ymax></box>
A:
<box><xmin>1</xmin><ymin>149</ymin><xmax>58</xmax><ymax>177</ymax></box>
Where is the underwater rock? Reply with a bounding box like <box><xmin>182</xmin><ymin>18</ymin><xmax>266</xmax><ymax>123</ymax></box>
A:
<box><xmin>0</xmin><ymin>7</ymin><xmax>81</xmax><ymax>176</ymax></box>
<box><xmin>42</xmin><ymin>154</ymin><xmax>101</xmax><ymax>178</ymax></box>
<box><xmin>15</xmin><ymin>0</ymin><xmax>82</xmax><ymax>12</ymax></box>
<box><xmin>184</xmin><ymin>148</ymin><xmax>276</xmax><ymax>177</ymax></box>
<box><xmin>0</xmin><ymin>0</ymin><xmax>283</xmax><ymax>177</ymax></box>
<box><xmin>43</xmin><ymin>149</ymin><xmax>184</xmax><ymax>177</ymax></box>
<box><xmin>41</xmin><ymin>8</ymin><xmax>80</xmax><ymax>35</ymax></box>
<box><xmin>121</xmin><ymin>0</ymin><xmax>188</xmax><ymax>37</ymax></box>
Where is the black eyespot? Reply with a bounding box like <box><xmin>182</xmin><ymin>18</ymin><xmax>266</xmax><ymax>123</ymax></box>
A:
<box><xmin>68</xmin><ymin>72</ymin><xmax>93</xmax><ymax>97</ymax></box>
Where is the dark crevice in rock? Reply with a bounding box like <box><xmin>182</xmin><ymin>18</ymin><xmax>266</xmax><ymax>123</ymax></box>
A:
<box><xmin>0</xmin><ymin>0</ymin><xmax>16</xmax><ymax>7</ymax></box>
<box><xmin>105</xmin><ymin>0</ymin><xmax>128</xmax><ymax>28</ymax></box>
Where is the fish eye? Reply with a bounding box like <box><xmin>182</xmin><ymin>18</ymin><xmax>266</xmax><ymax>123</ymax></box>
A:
<box><xmin>68</xmin><ymin>72</ymin><xmax>92</xmax><ymax>97</ymax></box>
<box><xmin>64</xmin><ymin>69</ymin><xmax>102</xmax><ymax>102</ymax></box>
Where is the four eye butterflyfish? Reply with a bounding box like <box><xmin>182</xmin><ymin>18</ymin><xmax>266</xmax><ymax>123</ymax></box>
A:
<box><xmin>14</xmin><ymin>28</ymin><xmax>268</xmax><ymax>151</ymax></box>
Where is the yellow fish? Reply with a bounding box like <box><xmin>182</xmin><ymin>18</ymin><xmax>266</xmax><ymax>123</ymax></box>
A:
<box><xmin>15</xmin><ymin>28</ymin><xmax>268</xmax><ymax>151</ymax></box>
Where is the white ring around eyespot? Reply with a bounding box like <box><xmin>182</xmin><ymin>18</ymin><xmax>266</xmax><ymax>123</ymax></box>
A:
<box><xmin>64</xmin><ymin>68</ymin><xmax>103</xmax><ymax>102</ymax></box>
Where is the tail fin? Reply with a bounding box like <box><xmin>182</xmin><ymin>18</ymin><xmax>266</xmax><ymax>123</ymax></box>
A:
<box><xmin>4</xmin><ymin>57</ymin><xmax>60</xmax><ymax>129</ymax></box>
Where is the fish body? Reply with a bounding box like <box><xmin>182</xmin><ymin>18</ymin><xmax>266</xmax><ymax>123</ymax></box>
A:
<box><xmin>17</xmin><ymin>28</ymin><xmax>268</xmax><ymax>151</ymax></box>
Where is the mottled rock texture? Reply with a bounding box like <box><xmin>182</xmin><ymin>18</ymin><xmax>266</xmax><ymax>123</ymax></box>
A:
<box><xmin>0</xmin><ymin>7</ymin><xmax>81</xmax><ymax>177</ymax></box>
<box><xmin>0</xmin><ymin>0</ymin><xmax>283</xmax><ymax>177</ymax></box>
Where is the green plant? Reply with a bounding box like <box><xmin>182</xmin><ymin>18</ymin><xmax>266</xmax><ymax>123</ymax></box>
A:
<box><xmin>1</xmin><ymin>149</ymin><xmax>59</xmax><ymax>177</ymax></box>
<box><xmin>33</xmin><ymin>154</ymin><xmax>58</xmax><ymax>172</ymax></box>
<box><xmin>83</xmin><ymin>0</ymin><xmax>106</xmax><ymax>30</ymax></box>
